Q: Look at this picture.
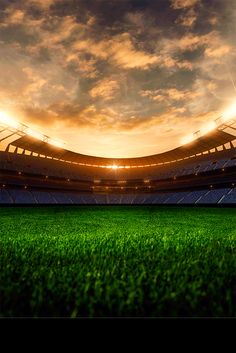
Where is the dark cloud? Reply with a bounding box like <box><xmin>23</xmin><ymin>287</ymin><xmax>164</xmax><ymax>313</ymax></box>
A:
<box><xmin>0</xmin><ymin>24</ymin><xmax>38</xmax><ymax>46</ymax></box>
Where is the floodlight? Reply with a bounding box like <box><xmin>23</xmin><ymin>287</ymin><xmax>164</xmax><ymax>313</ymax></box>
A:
<box><xmin>0</xmin><ymin>111</ymin><xmax>19</xmax><ymax>129</ymax></box>
<box><xmin>109</xmin><ymin>165</ymin><xmax>118</xmax><ymax>170</ymax></box>
<box><xmin>200</xmin><ymin>121</ymin><xmax>216</xmax><ymax>135</ymax></box>
<box><xmin>181</xmin><ymin>134</ymin><xmax>195</xmax><ymax>145</ymax></box>
<box><xmin>222</xmin><ymin>101</ymin><xmax>236</xmax><ymax>122</ymax></box>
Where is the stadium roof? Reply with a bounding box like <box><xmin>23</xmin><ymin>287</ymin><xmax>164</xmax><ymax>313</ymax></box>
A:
<box><xmin>1</xmin><ymin>118</ymin><xmax>236</xmax><ymax>168</ymax></box>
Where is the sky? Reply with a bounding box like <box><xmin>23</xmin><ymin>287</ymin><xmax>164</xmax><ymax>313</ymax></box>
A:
<box><xmin>0</xmin><ymin>0</ymin><xmax>236</xmax><ymax>157</ymax></box>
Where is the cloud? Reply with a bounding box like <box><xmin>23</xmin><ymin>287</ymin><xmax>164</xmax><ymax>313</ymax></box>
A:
<box><xmin>21</xmin><ymin>103</ymin><xmax>121</xmax><ymax>132</ymax></box>
<box><xmin>20</xmin><ymin>98</ymin><xmax>187</xmax><ymax>135</ymax></box>
<box><xmin>176</xmin><ymin>8</ymin><xmax>197</xmax><ymax>27</ymax></box>
<box><xmin>110</xmin><ymin>34</ymin><xmax>159</xmax><ymax>69</ymax></box>
<box><xmin>140</xmin><ymin>90</ymin><xmax>166</xmax><ymax>102</ymax></box>
<box><xmin>141</xmin><ymin>87</ymin><xmax>202</xmax><ymax>103</ymax></box>
<box><xmin>167</xmin><ymin>31</ymin><xmax>234</xmax><ymax>61</ymax></box>
<box><xmin>177</xmin><ymin>33</ymin><xmax>208</xmax><ymax>51</ymax></box>
<box><xmin>160</xmin><ymin>54</ymin><xmax>192</xmax><ymax>70</ymax></box>
<box><xmin>89</xmin><ymin>78</ymin><xmax>120</xmax><ymax>101</ymax></box>
<box><xmin>27</xmin><ymin>0</ymin><xmax>57</xmax><ymax>10</ymax></box>
<box><xmin>73</xmin><ymin>32</ymin><xmax>159</xmax><ymax>70</ymax></box>
<box><xmin>72</xmin><ymin>33</ymin><xmax>193</xmax><ymax>72</ymax></box>
<box><xmin>66</xmin><ymin>55</ymin><xmax>99</xmax><ymax>78</ymax></box>
<box><xmin>204</xmin><ymin>45</ymin><xmax>231</xmax><ymax>58</ymax></box>
<box><xmin>208</xmin><ymin>16</ymin><xmax>219</xmax><ymax>26</ymax></box>
<box><xmin>170</xmin><ymin>0</ymin><xmax>199</xmax><ymax>10</ymax></box>
<box><xmin>1</xmin><ymin>9</ymin><xmax>25</xmax><ymax>26</ymax></box>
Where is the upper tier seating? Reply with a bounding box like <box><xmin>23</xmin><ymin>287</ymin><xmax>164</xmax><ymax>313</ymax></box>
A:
<box><xmin>1</xmin><ymin>148</ymin><xmax>236</xmax><ymax>183</ymax></box>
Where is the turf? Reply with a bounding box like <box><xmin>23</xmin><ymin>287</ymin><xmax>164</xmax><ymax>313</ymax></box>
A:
<box><xmin>0</xmin><ymin>206</ymin><xmax>235</xmax><ymax>317</ymax></box>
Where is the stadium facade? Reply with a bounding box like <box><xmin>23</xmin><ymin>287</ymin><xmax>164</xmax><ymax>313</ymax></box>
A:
<box><xmin>1</xmin><ymin>116</ymin><xmax>236</xmax><ymax>205</ymax></box>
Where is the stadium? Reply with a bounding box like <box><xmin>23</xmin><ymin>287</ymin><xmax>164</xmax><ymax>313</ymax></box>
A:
<box><xmin>1</xmin><ymin>111</ymin><xmax>236</xmax><ymax>205</ymax></box>
<box><xmin>1</xmin><ymin>0</ymin><xmax>236</xmax><ymax>319</ymax></box>
<box><xmin>1</xmin><ymin>115</ymin><xmax>236</xmax><ymax>318</ymax></box>
<box><xmin>1</xmin><ymin>111</ymin><xmax>236</xmax><ymax>318</ymax></box>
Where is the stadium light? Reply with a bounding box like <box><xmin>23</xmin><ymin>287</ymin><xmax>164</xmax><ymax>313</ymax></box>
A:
<box><xmin>109</xmin><ymin>164</ymin><xmax>119</xmax><ymax>170</ymax></box>
<box><xmin>200</xmin><ymin>121</ymin><xmax>216</xmax><ymax>135</ymax></box>
<box><xmin>0</xmin><ymin>111</ymin><xmax>20</xmax><ymax>129</ymax></box>
<box><xmin>222</xmin><ymin>101</ymin><xmax>236</xmax><ymax>122</ymax></box>
<box><xmin>181</xmin><ymin>120</ymin><xmax>217</xmax><ymax>146</ymax></box>
<box><xmin>181</xmin><ymin>134</ymin><xmax>195</xmax><ymax>145</ymax></box>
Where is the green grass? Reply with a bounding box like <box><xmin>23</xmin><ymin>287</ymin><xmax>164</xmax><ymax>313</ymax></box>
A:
<box><xmin>0</xmin><ymin>206</ymin><xmax>236</xmax><ymax>317</ymax></box>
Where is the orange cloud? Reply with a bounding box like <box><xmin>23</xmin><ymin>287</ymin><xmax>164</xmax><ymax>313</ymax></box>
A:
<box><xmin>37</xmin><ymin>16</ymin><xmax>81</xmax><ymax>49</ymax></box>
<box><xmin>208</xmin><ymin>16</ymin><xmax>219</xmax><ymax>26</ymax></box>
<box><xmin>28</xmin><ymin>0</ymin><xmax>57</xmax><ymax>9</ymax></box>
<box><xmin>2</xmin><ymin>9</ymin><xmax>25</xmax><ymax>25</ymax></box>
<box><xmin>171</xmin><ymin>0</ymin><xmax>199</xmax><ymax>9</ymax></box>
<box><xmin>177</xmin><ymin>33</ymin><xmax>207</xmax><ymax>51</ymax></box>
<box><xmin>110</xmin><ymin>34</ymin><xmax>159</xmax><ymax>69</ymax></box>
<box><xmin>89</xmin><ymin>78</ymin><xmax>120</xmax><ymax>101</ymax></box>
<box><xmin>73</xmin><ymin>33</ymin><xmax>159</xmax><ymax>70</ymax></box>
<box><xmin>66</xmin><ymin>55</ymin><xmax>98</xmax><ymax>78</ymax></box>
<box><xmin>170</xmin><ymin>31</ymin><xmax>233</xmax><ymax>62</ymax></box>
<box><xmin>176</xmin><ymin>8</ymin><xmax>197</xmax><ymax>27</ymax></box>
<box><xmin>141</xmin><ymin>90</ymin><xmax>165</xmax><ymax>102</ymax></box>
<box><xmin>0</xmin><ymin>7</ymin><xmax>43</xmax><ymax>29</ymax></box>
<box><xmin>22</xmin><ymin>67</ymin><xmax>47</xmax><ymax>96</ymax></box>
<box><xmin>141</xmin><ymin>88</ymin><xmax>202</xmax><ymax>102</ymax></box>
<box><xmin>204</xmin><ymin>45</ymin><xmax>231</xmax><ymax>58</ymax></box>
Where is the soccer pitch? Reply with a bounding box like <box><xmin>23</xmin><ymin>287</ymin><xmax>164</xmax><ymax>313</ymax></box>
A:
<box><xmin>0</xmin><ymin>206</ymin><xmax>235</xmax><ymax>317</ymax></box>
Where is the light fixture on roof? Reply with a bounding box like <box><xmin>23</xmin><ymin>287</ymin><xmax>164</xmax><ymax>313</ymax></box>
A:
<box><xmin>181</xmin><ymin>134</ymin><xmax>195</xmax><ymax>146</ymax></box>
<box><xmin>0</xmin><ymin>111</ymin><xmax>19</xmax><ymax>129</ymax></box>
<box><xmin>181</xmin><ymin>120</ymin><xmax>217</xmax><ymax>146</ymax></box>
<box><xmin>222</xmin><ymin>101</ymin><xmax>236</xmax><ymax>122</ymax></box>
<box><xmin>200</xmin><ymin>121</ymin><xmax>216</xmax><ymax>135</ymax></box>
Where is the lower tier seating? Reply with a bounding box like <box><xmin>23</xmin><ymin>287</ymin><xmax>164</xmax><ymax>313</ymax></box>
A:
<box><xmin>0</xmin><ymin>187</ymin><xmax>235</xmax><ymax>204</ymax></box>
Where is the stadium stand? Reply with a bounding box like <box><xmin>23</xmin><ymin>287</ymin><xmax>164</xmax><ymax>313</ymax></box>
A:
<box><xmin>219</xmin><ymin>188</ymin><xmax>236</xmax><ymax>204</ymax></box>
<box><xmin>0</xmin><ymin>187</ymin><xmax>234</xmax><ymax>204</ymax></box>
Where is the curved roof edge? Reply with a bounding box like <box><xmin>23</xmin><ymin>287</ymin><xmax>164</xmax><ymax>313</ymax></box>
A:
<box><xmin>1</xmin><ymin>119</ymin><xmax>236</xmax><ymax>168</ymax></box>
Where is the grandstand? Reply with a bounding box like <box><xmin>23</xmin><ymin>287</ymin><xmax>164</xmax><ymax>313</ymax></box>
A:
<box><xmin>1</xmin><ymin>113</ymin><xmax>236</xmax><ymax>205</ymax></box>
